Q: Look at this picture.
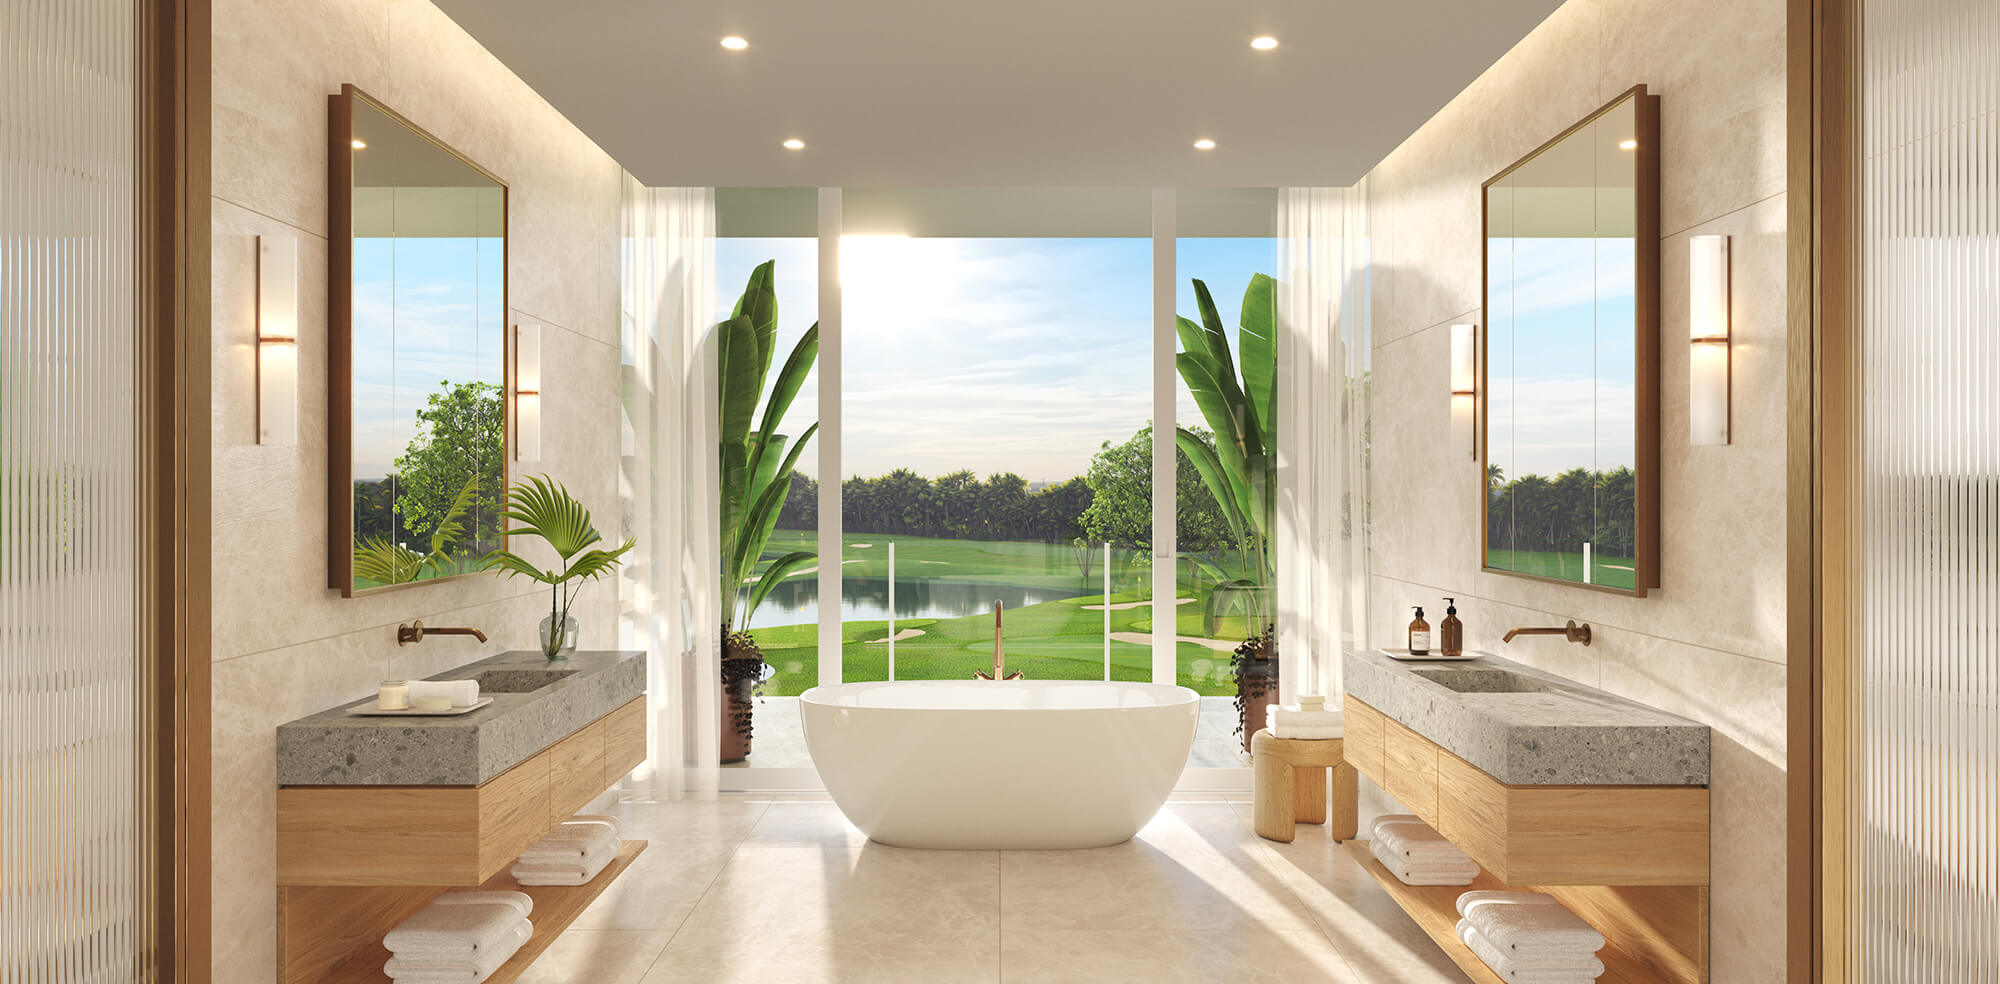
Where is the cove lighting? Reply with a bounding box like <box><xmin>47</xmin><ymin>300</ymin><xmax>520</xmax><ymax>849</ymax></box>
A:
<box><xmin>1251</xmin><ymin>36</ymin><xmax>1279</xmax><ymax>50</ymax></box>
<box><xmin>256</xmin><ymin>235</ymin><xmax>298</xmax><ymax>447</ymax></box>
<box><xmin>1193</xmin><ymin>138</ymin><xmax>1216</xmax><ymax>150</ymax></box>
<box><xmin>720</xmin><ymin>36</ymin><xmax>748</xmax><ymax>50</ymax></box>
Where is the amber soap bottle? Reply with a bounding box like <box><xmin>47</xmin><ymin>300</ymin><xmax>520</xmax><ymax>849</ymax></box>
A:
<box><xmin>1408</xmin><ymin>606</ymin><xmax>1432</xmax><ymax>656</ymax></box>
<box><xmin>1440</xmin><ymin>598</ymin><xmax>1464</xmax><ymax>657</ymax></box>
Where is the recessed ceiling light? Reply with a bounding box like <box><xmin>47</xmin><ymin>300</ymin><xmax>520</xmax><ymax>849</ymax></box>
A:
<box><xmin>782</xmin><ymin>138</ymin><xmax>806</xmax><ymax>150</ymax></box>
<box><xmin>1193</xmin><ymin>138</ymin><xmax>1216</xmax><ymax>150</ymax></box>
<box><xmin>350</xmin><ymin>139</ymin><xmax>367</xmax><ymax>149</ymax></box>
<box><xmin>1618</xmin><ymin>138</ymin><xmax>1638</xmax><ymax>150</ymax></box>
<box><xmin>720</xmin><ymin>36</ymin><xmax>748</xmax><ymax>50</ymax></box>
<box><xmin>1250</xmin><ymin>36</ymin><xmax>1279</xmax><ymax>50</ymax></box>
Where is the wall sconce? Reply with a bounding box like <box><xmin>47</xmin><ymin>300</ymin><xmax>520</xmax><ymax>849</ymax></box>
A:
<box><xmin>514</xmin><ymin>322</ymin><xmax>540</xmax><ymax>462</ymax></box>
<box><xmin>1689</xmin><ymin>235</ymin><xmax>1731</xmax><ymax>446</ymax></box>
<box><xmin>1450</xmin><ymin>323</ymin><xmax>1477</xmax><ymax>460</ymax></box>
<box><xmin>256</xmin><ymin>235</ymin><xmax>298</xmax><ymax>446</ymax></box>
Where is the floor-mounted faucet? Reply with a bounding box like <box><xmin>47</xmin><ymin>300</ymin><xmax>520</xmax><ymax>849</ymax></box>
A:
<box><xmin>975</xmin><ymin>600</ymin><xmax>1024</xmax><ymax>680</ymax></box>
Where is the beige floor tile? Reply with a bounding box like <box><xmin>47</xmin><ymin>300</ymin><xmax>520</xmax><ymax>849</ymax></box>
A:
<box><xmin>515</xmin><ymin>929</ymin><xmax>671</xmax><ymax>984</ymax></box>
<box><xmin>1254</xmin><ymin>835</ymin><xmax>1468</xmax><ymax>983</ymax></box>
<box><xmin>598</xmin><ymin>797</ymin><xmax>773</xmax><ymax>845</ymax></box>
<box><xmin>999</xmin><ymin>836</ymin><xmax>1319</xmax><ymax>936</ymax></box>
<box><xmin>998</xmin><ymin>927</ymin><xmax>1357</xmax><ymax>984</ymax></box>
<box><xmin>742</xmin><ymin>801</ymin><xmax>871</xmax><ymax>848</ymax></box>
<box><xmin>640</xmin><ymin>936</ymin><xmax>1001</xmax><ymax>984</ymax></box>
<box><xmin>568</xmin><ymin>838</ymin><xmax>738</xmax><ymax>933</ymax></box>
<box><xmin>671</xmin><ymin>845</ymin><xmax>1000</xmax><ymax>944</ymax></box>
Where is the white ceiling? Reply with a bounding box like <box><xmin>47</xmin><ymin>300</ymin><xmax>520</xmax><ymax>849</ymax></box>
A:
<box><xmin>431</xmin><ymin>0</ymin><xmax>1565</xmax><ymax>188</ymax></box>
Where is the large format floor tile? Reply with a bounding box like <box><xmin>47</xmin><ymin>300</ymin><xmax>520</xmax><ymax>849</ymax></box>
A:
<box><xmin>519</xmin><ymin>798</ymin><xmax>1465</xmax><ymax>984</ymax></box>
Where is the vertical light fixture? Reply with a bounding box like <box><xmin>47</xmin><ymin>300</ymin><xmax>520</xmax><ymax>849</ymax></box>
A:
<box><xmin>514</xmin><ymin>322</ymin><xmax>540</xmax><ymax>461</ymax></box>
<box><xmin>1688</xmin><ymin>235</ymin><xmax>1731</xmax><ymax>446</ymax></box>
<box><xmin>256</xmin><ymin>235</ymin><xmax>298</xmax><ymax>446</ymax></box>
<box><xmin>1449</xmin><ymin>323</ymin><xmax>1477</xmax><ymax>460</ymax></box>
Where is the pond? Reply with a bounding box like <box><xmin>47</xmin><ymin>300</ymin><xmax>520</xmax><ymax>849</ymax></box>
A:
<box><xmin>744</xmin><ymin>576</ymin><xmax>1099</xmax><ymax>630</ymax></box>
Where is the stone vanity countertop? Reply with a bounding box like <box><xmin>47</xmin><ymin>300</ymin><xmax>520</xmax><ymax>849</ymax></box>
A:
<box><xmin>275</xmin><ymin>650</ymin><xmax>644</xmax><ymax>787</ymax></box>
<box><xmin>1343</xmin><ymin>648</ymin><xmax>1709</xmax><ymax>786</ymax></box>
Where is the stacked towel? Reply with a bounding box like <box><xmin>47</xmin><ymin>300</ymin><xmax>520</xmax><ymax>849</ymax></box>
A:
<box><xmin>1266</xmin><ymin>696</ymin><xmax>1343</xmax><ymax>740</ymax></box>
<box><xmin>1369</xmin><ymin>816</ymin><xmax>1478</xmax><ymax>886</ymax></box>
<box><xmin>1452</xmin><ymin>890</ymin><xmax>1606</xmax><ymax>982</ymax></box>
<box><xmin>407</xmin><ymin>679</ymin><xmax>479</xmax><ymax>707</ymax></box>
<box><xmin>382</xmin><ymin>893</ymin><xmax>532</xmax><ymax>984</ymax></box>
<box><xmin>510</xmin><ymin>815</ymin><xmax>622</xmax><ymax>886</ymax></box>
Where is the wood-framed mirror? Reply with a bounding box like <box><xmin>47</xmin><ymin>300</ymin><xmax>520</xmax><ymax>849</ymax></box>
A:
<box><xmin>328</xmin><ymin>85</ymin><xmax>510</xmax><ymax>597</ymax></box>
<box><xmin>1481</xmin><ymin>84</ymin><xmax>1660</xmax><ymax>596</ymax></box>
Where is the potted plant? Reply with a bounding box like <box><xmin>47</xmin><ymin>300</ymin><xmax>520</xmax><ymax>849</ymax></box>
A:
<box><xmin>718</xmin><ymin>260</ymin><xmax>819</xmax><ymax>763</ymax></box>
<box><xmin>1176</xmin><ymin>274</ymin><xmax>1279</xmax><ymax>753</ymax></box>
<box><xmin>483</xmin><ymin>475</ymin><xmax>633</xmax><ymax>661</ymax></box>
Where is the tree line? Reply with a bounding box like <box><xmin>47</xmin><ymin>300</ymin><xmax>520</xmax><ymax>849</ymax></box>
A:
<box><xmin>774</xmin><ymin>424</ymin><xmax>1249</xmax><ymax>560</ymax></box>
<box><xmin>1485</xmin><ymin>464</ymin><xmax>1638</xmax><ymax>557</ymax></box>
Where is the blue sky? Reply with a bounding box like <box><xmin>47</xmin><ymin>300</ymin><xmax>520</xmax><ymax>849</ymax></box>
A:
<box><xmin>352</xmin><ymin>236</ymin><xmax>505</xmax><ymax>481</ymax></box>
<box><xmin>1487</xmin><ymin>236</ymin><xmax>1636</xmax><ymax>482</ymax></box>
<box><xmin>717</xmin><ymin>236</ymin><xmax>1276</xmax><ymax>485</ymax></box>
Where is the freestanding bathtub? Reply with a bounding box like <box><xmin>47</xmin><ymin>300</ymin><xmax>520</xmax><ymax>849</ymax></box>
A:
<box><xmin>799</xmin><ymin>679</ymin><xmax>1199</xmax><ymax>849</ymax></box>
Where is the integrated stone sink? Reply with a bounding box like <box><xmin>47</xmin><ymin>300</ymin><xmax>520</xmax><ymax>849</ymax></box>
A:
<box><xmin>1407</xmin><ymin>667</ymin><xmax>1562</xmax><ymax>694</ymax></box>
<box><xmin>471</xmin><ymin>668</ymin><xmax>577</xmax><ymax>693</ymax></box>
<box><xmin>1344</xmin><ymin>648</ymin><xmax>1709</xmax><ymax>785</ymax></box>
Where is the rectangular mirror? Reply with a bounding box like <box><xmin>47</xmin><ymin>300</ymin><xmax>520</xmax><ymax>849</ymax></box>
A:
<box><xmin>1482</xmin><ymin>85</ymin><xmax>1659</xmax><ymax>595</ymax></box>
<box><xmin>329</xmin><ymin>85</ymin><xmax>509</xmax><ymax>596</ymax></box>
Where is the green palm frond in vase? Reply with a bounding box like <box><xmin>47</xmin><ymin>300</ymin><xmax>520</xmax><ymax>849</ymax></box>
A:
<box><xmin>482</xmin><ymin>474</ymin><xmax>634</xmax><ymax>658</ymax></box>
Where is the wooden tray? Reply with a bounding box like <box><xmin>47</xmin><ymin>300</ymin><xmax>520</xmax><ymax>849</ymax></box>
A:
<box><xmin>346</xmin><ymin>696</ymin><xmax>493</xmax><ymax>716</ymax></box>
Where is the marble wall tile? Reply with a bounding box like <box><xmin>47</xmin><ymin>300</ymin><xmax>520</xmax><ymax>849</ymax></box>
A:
<box><xmin>209</xmin><ymin>0</ymin><xmax>627</xmax><ymax>977</ymax></box>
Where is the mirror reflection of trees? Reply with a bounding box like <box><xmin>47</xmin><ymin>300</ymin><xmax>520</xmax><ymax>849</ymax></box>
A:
<box><xmin>1486</xmin><ymin>465</ymin><xmax>1638</xmax><ymax>586</ymax></box>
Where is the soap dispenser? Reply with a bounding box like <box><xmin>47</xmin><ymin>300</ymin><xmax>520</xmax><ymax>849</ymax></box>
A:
<box><xmin>1440</xmin><ymin>598</ymin><xmax>1464</xmax><ymax>657</ymax></box>
<box><xmin>1408</xmin><ymin>606</ymin><xmax>1432</xmax><ymax>657</ymax></box>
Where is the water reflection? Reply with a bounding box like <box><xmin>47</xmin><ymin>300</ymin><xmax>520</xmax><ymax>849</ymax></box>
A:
<box><xmin>745</xmin><ymin>576</ymin><xmax>1093</xmax><ymax>630</ymax></box>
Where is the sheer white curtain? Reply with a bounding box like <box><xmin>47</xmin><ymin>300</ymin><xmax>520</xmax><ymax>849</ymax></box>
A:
<box><xmin>1275</xmin><ymin>185</ymin><xmax>1372</xmax><ymax>703</ymax></box>
<box><xmin>620</xmin><ymin>181</ymin><xmax>720</xmax><ymax>798</ymax></box>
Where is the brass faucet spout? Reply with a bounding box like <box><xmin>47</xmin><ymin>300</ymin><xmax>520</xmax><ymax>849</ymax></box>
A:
<box><xmin>1501</xmin><ymin>620</ymin><xmax>1592</xmax><ymax>646</ymax></box>
<box><xmin>396</xmin><ymin>620</ymin><xmax>488</xmax><ymax>646</ymax></box>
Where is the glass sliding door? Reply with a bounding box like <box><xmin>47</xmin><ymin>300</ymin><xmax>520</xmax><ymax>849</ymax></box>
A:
<box><xmin>837</xmin><ymin>189</ymin><xmax>1154</xmax><ymax>686</ymax></box>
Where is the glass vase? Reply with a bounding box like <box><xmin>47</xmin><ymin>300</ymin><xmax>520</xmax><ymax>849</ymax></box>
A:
<box><xmin>539</xmin><ymin>613</ymin><xmax>578</xmax><ymax>661</ymax></box>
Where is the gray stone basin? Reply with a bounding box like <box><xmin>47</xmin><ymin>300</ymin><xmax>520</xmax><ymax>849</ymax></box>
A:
<box><xmin>471</xmin><ymin>668</ymin><xmax>578</xmax><ymax>693</ymax></box>
<box><xmin>1345</xmin><ymin>648</ymin><xmax>1709</xmax><ymax>786</ymax></box>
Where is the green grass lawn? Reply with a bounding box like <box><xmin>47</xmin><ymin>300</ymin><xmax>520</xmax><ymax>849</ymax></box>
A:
<box><xmin>744</xmin><ymin>532</ymin><xmax>1260</xmax><ymax>696</ymax></box>
<box><xmin>1485</xmin><ymin>548</ymin><xmax>1637</xmax><ymax>590</ymax></box>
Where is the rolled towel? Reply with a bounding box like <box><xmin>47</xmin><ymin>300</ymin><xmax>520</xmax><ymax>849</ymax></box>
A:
<box><xmin>383</xmin><ymin>901</ymin><xmax>521</xmax><ymax>958</ymax></box>
<box><xmin>1465</xmin><ymin>894</ymin><xmax>1607</xmax><ymax>956</ymax></box>
<box><xmin>1457</xmin><ymin>890</ymin><xmax>1563</xmax><ymax>918</ymax></box>
<box><xmin>1458</xmin><ymin>921</ymin><xmax>1604</xmax><ymax>982</ymax></box>
<box><xmin>1269</xmin><ymin>725</ymin><xmax>1344</xmax><ymax>740</ymax></box>
<box><xmin>428</xmin><ymin>890</ymin><xmax>533</xmax><ymax>920</ymax></box>
<box><xmin>406</xmin><ymin>679</ymin><xmax>479</xmax><ymax>707</ymax></box>
<box><xmin>385</xmin><ymin>919</ymin><xmax>530</xmax><ymax>982</ymax></box>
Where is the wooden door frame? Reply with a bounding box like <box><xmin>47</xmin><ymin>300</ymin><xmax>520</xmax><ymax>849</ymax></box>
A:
<box><xmin>138</xmin><ymin>0</ymin><xmax>212</xmax><ymax>977</ymax></box>
<box><xmin>1786</xmin><ymin>0</ymin><xmax>1859</xmax><ymax>979</ymax></box>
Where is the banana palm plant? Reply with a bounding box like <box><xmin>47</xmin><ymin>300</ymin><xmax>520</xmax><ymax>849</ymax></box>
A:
<box><xmin>1176</xmin><ymin>274</ymin><xmax>1278</xmax><ymax>638</ymax></box>
<box><xmin>483</xmin><ymin>475</ymin><xmax>633</xmax><ymax>659</ymax></box>
<box><xmin>719</xmin><ymin>260</ymin><xmax>819</xmax><ymax>657</ymax></box>
<box><xmin>353</xmin><ymin>476</ymin><xmax>478</xmax><ymax>587</ymax></box>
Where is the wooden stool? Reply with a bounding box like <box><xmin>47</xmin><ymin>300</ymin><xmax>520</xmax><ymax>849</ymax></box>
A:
<box><xmin>1252</xmin><ymin>729</ymin><xmax>1358</xmax><ymax>843</ymax></box>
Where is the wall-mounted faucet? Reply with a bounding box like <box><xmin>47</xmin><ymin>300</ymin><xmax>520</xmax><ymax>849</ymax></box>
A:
<box><xmin>1502</xmin><ymin>620</ymin><xmax>1593</xmax><ymax>646</ymax></box>
<box><xmin>975</xmin><ymin>601</ymin><xmax>1024</xmax><ymax>680</ymax></box>
<box><xmin>396</xmin><ymin>620</ymin><xmax>487</xmax><ymax>646</ymax></box>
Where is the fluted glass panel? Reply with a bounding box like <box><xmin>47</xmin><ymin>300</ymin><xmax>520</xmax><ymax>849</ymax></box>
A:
<box><xmin>1859</xmin><ymin>0</ymin><xmax>2000</xmax><ymax>978</ymax></box>
<box><xmin>1</xmin><ymin>0</ymin><xmax>146</xmax><ymax>981</ymax></box>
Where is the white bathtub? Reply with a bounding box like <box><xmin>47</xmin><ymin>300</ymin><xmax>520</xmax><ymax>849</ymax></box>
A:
<box><xmin>799</xmin><ymin>679</ymin><xmax>1199</xmax><ymax>850</ymax></box>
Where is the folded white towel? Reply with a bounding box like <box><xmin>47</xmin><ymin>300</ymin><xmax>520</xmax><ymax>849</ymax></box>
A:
<box><xmin>427</xmin><ymin>891</ymin><xmax>532</xmax><ymax>920</ymax></box>
<box><xmin>1269</xmin><ymin>725</ymin><xmax>1344</xmax><ymax>740</ymax></box>
<box><xmin>1370</xmin><ymin>814</ymin><xmax>1422</xmax><ymax>835</ymax></box>
<box><xmin>516</xmin><ymin>823</ymin><xmax>617</xmax><ymax>862</ymax></box>
<box><xmin>385</xmin><ymin>919</ymin><xmax>530</xmax><ymax>982</ymax></box>
<box><xmin>406</xmin><ymin>679</ymin><xmax>480</xmax><ymax>707</ymax></box>
<box><xmin>1372</xmin><ymin>841</ymin><xmax>1477</xmax><ymax>886</ymax></box>
<box><xmin>564</xmin><ymin>814</ymin><xmax>623</xmax><ymax>837</ymax></box>
<box><xmin>1458</xmin><ymin>922</ymin><xmax>1604</xmax><ymax>982</ymax></box>
<box><xmin>383</xmin><ymin>902</ymin><xmax>521</xmax><ymax>957</ymax></box>
<box><xmin>511</xmin><ymin>839</ymin><xmax>618</xmax><ymax>885</ymax></box>
<box><xmin>1457</xmin><ymin>890</ymin><xmax>1562</xmax><ymax>918</ymax></box>
<box><xmin>1376</xmin><ymin>821</ymin><xmax>1473</xmax><ymax>863</ymax></box>
<box><xmin>1266</xmin><ymin>705</ymin><xmax>1344</xmax><ymax>730</ymax></box>
<box><xmin>1465</xmin><ymin>894</ymin><xmax>1607</xmax><ymax>955</ymax></box>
